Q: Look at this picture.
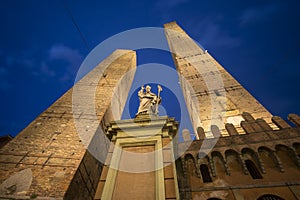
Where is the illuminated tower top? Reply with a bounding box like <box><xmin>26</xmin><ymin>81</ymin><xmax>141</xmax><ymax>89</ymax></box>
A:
<box><xmin>164</xmin><ymin>21</ymin><xmax>274</xmax><ymax>136</ymax></box>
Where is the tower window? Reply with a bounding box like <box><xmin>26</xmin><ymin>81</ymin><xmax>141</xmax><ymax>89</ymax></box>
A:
<box><xmin>245</xmin><ymin>159</ymin><xmax>263</xmax><ymax>179</ymax></box>
<box><xmin>200</xmin><ymin>164</ymin><xmax>212</xmax><ymax>183</ymax></box>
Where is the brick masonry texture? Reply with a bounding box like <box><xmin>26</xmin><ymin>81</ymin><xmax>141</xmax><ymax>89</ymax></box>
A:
<box><xmin>164</xmin><ymin>22</ymin><xmax>300</xmax><ymax>200</ymax></box>
<box><xmin>1</xmin><ymin>21</ymin><xmax>299</xmax><ymax>200</ymax></box>
<box><xmin>0</xmin><ymin>50</ymin><xmax>136</xmax><ymax>199</ymax></box>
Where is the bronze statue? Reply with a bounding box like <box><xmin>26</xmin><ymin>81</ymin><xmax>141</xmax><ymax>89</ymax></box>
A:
<box><xmin>136</xmin><ymin>85</ymin><xmax>162</xmax><ymax>117</ymax></box>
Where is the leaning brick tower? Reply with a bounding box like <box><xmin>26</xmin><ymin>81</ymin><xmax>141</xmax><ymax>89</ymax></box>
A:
<box><xmin>0</xmin><ymin>50</ymin><xmax>136</xmax><ymax>199</ymax></box>
<box><xmin>164</xmin><ymin>22</ymin><xmax>300</xmax><ymax>200</ymax></box>
<box><xmin>0</xmin><ymin>22</ymin><xmax>299</xmax><ymax>200</ymax></box>
<box><xmin>164</xmin><ymin>21</ymin><xmax>275</xmax><ymax>137</ymax></box>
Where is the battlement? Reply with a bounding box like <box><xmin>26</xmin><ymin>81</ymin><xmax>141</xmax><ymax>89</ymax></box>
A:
<box><xmin>178</xmin><ymin>113</ymin><xmax>300</xmax><ymax>163</ymax></box>
<box><xmin>177</xmin><ymin>113</ymin><xmax>300</xmax><ymax>199</ymax></box>
<box><xmin>179</xmin><ymin>113</ymin><xmax>300</xmax><ymax>141</ymax></box>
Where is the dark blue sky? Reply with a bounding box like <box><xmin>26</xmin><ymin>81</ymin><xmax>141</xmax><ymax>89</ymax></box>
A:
<box><xmin>0</xmin><ymin>0</ymin><xmax>299</xmax><ymax>137</ymax></box>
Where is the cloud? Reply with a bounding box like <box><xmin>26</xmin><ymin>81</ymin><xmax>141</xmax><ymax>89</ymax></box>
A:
<box><xmin>0</xmin><ymin>44</ymin><xmax>84</xmax><ymax>93</ymax></box>
<box><xmin>48</xmin><ymin>44</ymin><xmax>83</xmax><ymax>68</ymax></box>
<box><xmin>240</xmin><ymin>3</ymin><xmax>280</xmax><ymax>25</ymax></box>
<box><xmin>2</xmin><ymin>44</ymin><xmax>83</xmax><ymax>86</ymax></box>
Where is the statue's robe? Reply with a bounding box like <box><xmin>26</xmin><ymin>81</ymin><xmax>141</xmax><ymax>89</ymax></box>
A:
<box><xmin>137</xmin><ymin>91</ymin><xmax>159</xmax><ymax>115</ymax></box>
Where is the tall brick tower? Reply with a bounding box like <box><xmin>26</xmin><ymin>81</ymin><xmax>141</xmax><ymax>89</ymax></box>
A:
<box><xmin>164</xmin><ymin>21</ymin><xmax>274</xmax><ymax>136</ymax></box>
<box><xmin>0</xmin><ymin>22</ymin><xmax>299</xmax><ymax>200</ymax></box>
<box><xmin>164</xmin><ymin>22</ymin><xmax>300</xmax><ymax>200</ymax></box>
<box><xmin>0</xmin><ymin>50</ymin><xmax>136</xmax><ymax>199</ymax></box>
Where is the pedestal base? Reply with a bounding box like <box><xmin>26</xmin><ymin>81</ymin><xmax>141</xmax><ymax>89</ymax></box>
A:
<box><xmin>94</xmin><ymin>116</ymin><xmax>179</xmax><ymax>200</ymax></box>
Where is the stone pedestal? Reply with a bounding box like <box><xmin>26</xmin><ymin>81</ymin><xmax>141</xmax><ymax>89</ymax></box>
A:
<box><xmin>94</xmin><ymin>116</ymin><xmax>180</xmax><ymax>200</ymax></box>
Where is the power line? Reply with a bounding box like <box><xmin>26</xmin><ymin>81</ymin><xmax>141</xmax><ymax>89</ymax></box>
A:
<box><xmin>62</xmin><ymin>0</ymin><xmax>125</xmax><ymax>115</ymax></box>
<box><xmin>63</xmin><ymin>0</ymin><xmax>90</xmax><ymax>51</ymax></box>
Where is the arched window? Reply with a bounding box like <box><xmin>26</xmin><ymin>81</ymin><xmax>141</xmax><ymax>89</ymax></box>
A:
<box><xmin>245</xmin><ymin>159</ymin><xmax>263</xmax><ymax>179</ymax></box>
<box><xmin>200</xmin><ymin>164</ymin><xmax>212</xmax><ymax>183</ymax></box>
<box><xmin>257</xmin><ymin>194</ymin><xmax>285</xmax><ymax>200</ymax></box>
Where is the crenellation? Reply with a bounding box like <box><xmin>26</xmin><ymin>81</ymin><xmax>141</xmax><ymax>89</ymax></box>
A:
<box><xmin>288</xmin><ymin>113</ymin><xmax>300</xmax><ymax>127</ymax></box>
<box><xmin>211</xmin><ymin>125</ymin><xmax>221</xmax><ymax>138</ymax></box>
<box><xmin>196</xmin><ymin>127</ymin><xmax>205</xmax><ymax>140</ymax></box>
<box><xmin>182</xmin><ymin>129</ymin><xmax>192</xmax><ymax>142</ymax></box>
<box><xmin>256</xmin><ymin>118</ymin><xmax>273</xmax><ymax>131</ymax></box>
<box><xmin>241</xmin><ymin>112</ymin><xmax>256</xmax><ymax>122</ymax></box>
<box><xmin>241</xmin><ymin>121</ymin><xmax>256</xmax><ymax>134</ymax></box>
<box><xmin>225</xmin><ymin>123</ymin><xmax>239</xmax><ymax>136</ymax></box>
<box><xmin>250</xmin><ymin>120</ymin><xmax>265</xmax><ymax>132</ymax></box>
<box><xmin>272</xmin><ymin>116</ymin><xmax>291</xmax><ymax>129</ymax></box>
<box><xmin>178</xmin><ymin>123</ymin><xmax>300</xmax><ymax>197</ymax></box>
<box><xmin>1</xmin><ymin>22</ymin><xmax>299</xmax><ymax>200</ymax></box>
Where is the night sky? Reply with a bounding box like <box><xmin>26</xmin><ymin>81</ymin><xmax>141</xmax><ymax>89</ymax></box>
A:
<box><xmin>1</xmin><ymin>0</ymin><xmax>299</xmax><ymax>137</ymax></box>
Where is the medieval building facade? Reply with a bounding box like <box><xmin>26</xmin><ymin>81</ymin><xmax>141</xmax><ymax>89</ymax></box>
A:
<box><xmin>0</xmin><ymin>22</ymin><xmax>299</xmax><ymax>200</ymax></box>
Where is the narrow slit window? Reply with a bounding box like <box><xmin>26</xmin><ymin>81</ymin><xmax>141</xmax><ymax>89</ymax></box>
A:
<box><xmin>245</xmin><ymin>159</ymin><xmax>263</xmax><ymax>179</ymax></box>
<box><xmin>200</xmin><ymin>164</ymin><xmax>212</xmax><ymax>183</ymax></box>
